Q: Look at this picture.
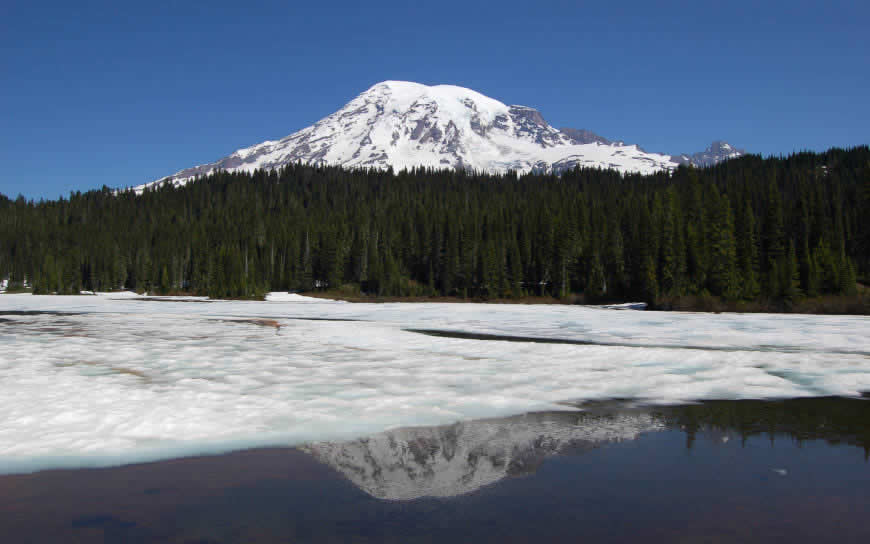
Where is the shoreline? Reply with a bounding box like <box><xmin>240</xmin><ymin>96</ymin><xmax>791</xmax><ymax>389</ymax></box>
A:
<box><xmin>4</xmin><ymin>287</ymin><xmax>870</xmax><ymax>315</ymax></box>
<box><xmin>295</xmin><ymin>290</ymin><xmax>870</xmax><ymax>316</ymax></box>
<box><xmin>3</xmin><ymin>397</ymin><xmax>868</xmax><ymax>479</ymax></box>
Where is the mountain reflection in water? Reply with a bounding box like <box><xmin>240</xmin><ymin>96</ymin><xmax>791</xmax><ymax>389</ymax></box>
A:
<box><xmin>302</xmin><ymin>397</ymin><xmax>870</xmax><ymax>500</ymax></box>
<box><xmin>301</xmin><ymin>411</ymin><xmax>664</xmax><ymax>500</ymax></box>
<box><xmin>1</xmin><ymin>398</ymin><xmax>868</xmax><ymax>543</ymax></box>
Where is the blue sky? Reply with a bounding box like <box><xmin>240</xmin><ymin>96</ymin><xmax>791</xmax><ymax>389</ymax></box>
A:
<box><xmin>2</xmin><ymin>0</ymin><xmax>868</xmax><ymax>198</ymax></box>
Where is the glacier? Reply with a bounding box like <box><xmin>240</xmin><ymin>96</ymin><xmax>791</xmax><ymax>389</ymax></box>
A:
<box><xmin>0</xmin><ymin>292</ymin><xmax>867</xmax><ymax>474</ymax></box>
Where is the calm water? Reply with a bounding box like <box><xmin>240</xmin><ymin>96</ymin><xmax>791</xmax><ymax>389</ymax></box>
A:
<box><xmin>1</xmin><ymin>398</ymin><xmax>869</xmax><ymax>543</ymax></box>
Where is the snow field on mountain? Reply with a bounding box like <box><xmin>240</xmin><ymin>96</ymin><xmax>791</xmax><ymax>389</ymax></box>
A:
<box><xmin>0</xmin><ymin>293</ymin><xmax>867</xmax><ymax>473</ymax></box>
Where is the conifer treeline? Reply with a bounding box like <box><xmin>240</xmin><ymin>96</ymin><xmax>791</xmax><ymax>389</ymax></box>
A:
<box><xmin>0</xmin><ymin>146</ymin><xmax>867</xmax><ymax>304</ymax></box>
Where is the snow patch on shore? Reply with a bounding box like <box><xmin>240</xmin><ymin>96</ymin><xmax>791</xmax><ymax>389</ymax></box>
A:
<box><xmin>265</xmin><ymin>292</ymin><xmax>346</xmax><ymax>303</ymax></box>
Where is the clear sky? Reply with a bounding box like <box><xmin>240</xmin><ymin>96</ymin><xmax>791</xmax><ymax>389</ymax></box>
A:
<box><xmin>2</xmin><ymin>0</ymin><xmax>868</xmax><ymax>198</ymax></box>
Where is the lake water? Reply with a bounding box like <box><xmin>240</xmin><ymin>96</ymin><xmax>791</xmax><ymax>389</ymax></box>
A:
<box><xmin>1</xmin><ymin>399</ymin><xmax>868</xmax><ymax>543</ymax></box>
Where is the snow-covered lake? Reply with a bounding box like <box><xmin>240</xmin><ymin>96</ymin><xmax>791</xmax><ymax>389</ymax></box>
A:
<box><xmin>0</xmin><ymin>292</ymin><xmax>868</xmax><ymax>474</ymax></box>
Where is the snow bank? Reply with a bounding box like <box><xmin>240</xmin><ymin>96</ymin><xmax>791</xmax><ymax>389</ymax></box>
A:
<box><xmin>79</xmin><ymin>290</ymin><xmax>338</xmax><ymax>303</ymax></box>
<box><xmin>0</xmin><ymin>294</ymin><xmax>867</xmax><ymax>474</ymax></box>
<box><xmin>81</xmin><ymin>290</ymin><xmax>141</xmax><ymax>298</ymax></box>
<box><xmin>265</xmin><ymin>292</ymin><xmax>346</xmax><ymax>303</ymax></box>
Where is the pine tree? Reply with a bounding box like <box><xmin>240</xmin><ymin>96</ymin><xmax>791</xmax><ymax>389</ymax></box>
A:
<box><xmin>803</xmin><ymin>240</ymin><xmax>820</xmax><ymax>298</ymax></box>
<box><xmin>813</xmin><ymin>239</ymin><xmax>839</xmax><ymax>294</ymax></box>
<box><xmin>160</xmin><ymin>265</ymin><xmax>170</xmax><ymax>294</ymax></box>
<box><xmin>860</xmin><ymin>162</ymin><xmax>870</xmax><ymax>274</ymax></box>
<box><xmin>763</xmin><ymin>177</ymin><xmax>786</xmax><ymax>295</ymax></box>
<box><xmin>509</xmin><ymin>239</ymin><xmax>523</xmax><ymax>298</ymax></box>
<box><xmin>737</xmin><ymin>202</ymin><xmax>761</xmax><ymax>299</ymax></box>
<box><xmin>640</xmin><ymin>254</ymin><xmax>658</xmax><ymax>304</ymax></box>
<box><xmin>839</xmin><ymin>254</ymin><xmax>857</xmax><ymax>296</ymax></box>
<box><xmin>586</xmin><ymin>253</ymin><xmax>606</xmax><ymax>302</ymax></box>
<box><xmin>708</xmin><ymin>193</ymin><xmax>739</xmax><ymax>299</ymax></box>
<box><xmin>605</xmin><ymin>219</ymin><xmax>626</xmax><ymax>298</ymax></box>
<box><xmin>301</xmin><ymin>231</ymin><xmax>314</xmax><ymax>291</ymax></box>
<box><xmin>780</xmin><ymin>242</ymin><xmax>802</xmax><ymax>301</ymax></box>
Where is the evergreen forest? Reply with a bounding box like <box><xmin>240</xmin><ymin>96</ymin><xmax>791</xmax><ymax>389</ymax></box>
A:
<box><xmin>0</xmin><ymin>146</ymin><xmax>868</xmax><ymax>312</ymax></box>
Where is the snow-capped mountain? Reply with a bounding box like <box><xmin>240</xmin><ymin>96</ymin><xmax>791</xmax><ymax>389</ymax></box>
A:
<box><xmin>558</xmin><ymin>130</ymin><xmax>746</xmax><ymax>168</ymax></box>
<box><xmin>136</xmin><ymin>81</ymin><xmax>743</xmax><ymax>192</ymax></box>
<box><xmin>301</xmin><ymin>411</ymin><xmax>663</xmax><ymax>501</ymax></box>
<box><xmin>673</xmin><ymin>141</ymin><xmax>745</xmax><ymax>167</ymax></box>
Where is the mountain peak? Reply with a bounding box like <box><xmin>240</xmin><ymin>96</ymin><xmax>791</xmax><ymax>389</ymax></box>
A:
<box><xmin>134</xmin><ymin>82</ymin><xmax>743</xmax><ymax>192</ymax></box>
<box><xmin>673</xmin><ymin>140</ymin><xmax>745</xmax><ymax>167</ymax></box>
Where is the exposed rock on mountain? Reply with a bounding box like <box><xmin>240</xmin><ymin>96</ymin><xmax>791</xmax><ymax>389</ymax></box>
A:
<box><xmin>673</xmin><ymin>141</ymin><xmax>745</xmax><ymax>167</ymax></box>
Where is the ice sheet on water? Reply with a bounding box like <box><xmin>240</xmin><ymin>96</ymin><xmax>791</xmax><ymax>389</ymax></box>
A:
<box><xmin>0</xmin><ymin>294</ymin><xmax>868</xmax><ymax>473</ymax></box>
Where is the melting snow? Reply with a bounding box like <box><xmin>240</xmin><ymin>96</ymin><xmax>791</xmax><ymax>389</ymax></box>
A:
<box><xmin>0</xmin><ymin>293</ymin><xmax>867</xmax><ymax>474</ymax></box>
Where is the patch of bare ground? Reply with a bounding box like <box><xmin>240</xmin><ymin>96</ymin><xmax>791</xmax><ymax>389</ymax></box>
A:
<box><xmin>331</xmin><ymin>345</ymin><xmax>373</xmax><ymax>352</ymax></box>
<box><xmin>247</xmin><ymin>318</ymin><xmax>281</xmax><ymax>330</ymax></box>
<box><xmin>61</xmin><ymin>327</ymin><xmax>91</xmax><ymax>338</ymax></box>
<box><xmin>215</xmin><ymin>318</ymin><xmax>282</xmax><ymax>332</ymax></box>
<box><xmin>54</xmin><ymin>361</ymin><xmax>151</xmax><ymax>382</ymax></box>
<box><xmin>108</xmin><ymin>367</ymin><xmax>150</xmax><ymax>380</ymax></box>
